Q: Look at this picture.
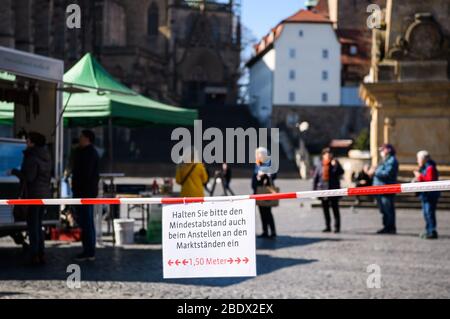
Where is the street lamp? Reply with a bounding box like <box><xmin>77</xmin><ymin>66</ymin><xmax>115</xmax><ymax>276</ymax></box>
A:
<box><xmin>297</xmin><ymin>121</ymin><xmax>310</xmax><ymax>133</ymax></box>
<box><xmin>295</xmin><ymin>121</ymin><xmax>310</xmax><ymax>179</ymax></box>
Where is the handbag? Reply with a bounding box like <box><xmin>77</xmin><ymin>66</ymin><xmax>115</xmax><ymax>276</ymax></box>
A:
<box><xmin>256</xmin><ymin>185</ymin><xmax>280</xmax><ymax>207</ymax></box>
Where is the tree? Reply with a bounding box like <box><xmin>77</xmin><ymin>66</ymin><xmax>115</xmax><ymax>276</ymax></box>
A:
<box><xmin>237</xmin><ymin>24</ymin><xmax>258</xmax><ymax>105</ymax></box>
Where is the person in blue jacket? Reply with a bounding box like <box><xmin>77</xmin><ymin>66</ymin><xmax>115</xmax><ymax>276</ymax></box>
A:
<box><xmin>368</xmin><ymin>144</ymin><xmax>399</xmax><ymax>234</ymax></box>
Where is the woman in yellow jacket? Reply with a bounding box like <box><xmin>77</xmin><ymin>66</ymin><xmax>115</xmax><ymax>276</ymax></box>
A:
<box><xmin>176</xmin><ymin>162</ymin><xmax>208</xmax><ymax>197</ymax></box>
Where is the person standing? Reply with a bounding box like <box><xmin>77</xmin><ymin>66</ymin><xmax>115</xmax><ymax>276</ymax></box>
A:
<box><xmin>12</xmin><ymin>132</ymin><xmax>52</xmax><ymax>266</ymax></box>
<box><xmin>352</xmin><ymin>164</ymin><xmax>373</xmax><ymax>205</ymax></box>
<box><xmin>252</xmin><ymin>147</ymin><xmax>277</xmax><ymax>239</ymax></box>
<box><xmin>369</xmin><ymin>144</ymin><xmax>399</xmax><ymax>234</ymax></box>
<box><xmin>72</xmin><ymin>130</ymin><xmax>99</xmax><ymax>261</ymax></box>
<box><xmin>175</xmin><ymin>150</ymin><xmax>208</xmax><ymax>198</ymax></box>
<box><xmin>209</xmin><ymin>163</ymin><xmax>234</xmax><ymax>196</ymax></box>
<box><xmin>413</xmin><ymin>150</ymin><xmax>440</xmax><ymax>239</ymax></box>
<box><xmin>313</xmin><ymin>148</ymin><xmax>344</xmax><ymax>233</ymax></box>
<box><xmin>221</xmin><ymin>163</ymin><xmax>234</xmax><ymax>195</ymax></box>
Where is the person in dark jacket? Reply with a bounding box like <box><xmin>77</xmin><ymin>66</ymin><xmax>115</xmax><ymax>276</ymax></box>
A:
<box><xmin>72</xmin><ymin>130</ymin><xmax>99</xmax><ymax>261</ymax></box>
<box><xmin>313</xmin><ymin>148</ymin><xmax>344</xmax><ymax>233</ymax></box>
<box><xmin>209</xmin><ymin>163</ymin><xmax>234</xmax><ymax>196</ymax></box>
<box><xmin>12</xmin><ymin>132</ymin><xmax>52</xmax><ymax>265</ymax></box>
<box><xmin>352</xmin><ymin>164</ymin><xmax>373</xmax><ymax>204</ymax></box>
<box><xmin>221</xmin><ymin>163</ymin><xmax>233</xmax><ymax>195</ymax></box>
<box><xmin>368</xmin><ymin>143</ymin><xmax>399</xmax><ymax>234</ymax></box>
<box><xmin>252</xmin><ymin>147</ymin><xmax>277</xmax><ymax>239</ymax></box>
<box><xmin>413</xmin><ymin>150</ymin><xmax>440</xmax><ymax>239</ymax></box>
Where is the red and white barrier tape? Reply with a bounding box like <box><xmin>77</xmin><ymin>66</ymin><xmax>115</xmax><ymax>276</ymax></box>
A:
<box><xmin>1</xmin><ymin>180</ymin><xmax>449</xmax><ymax>206</ymax></box>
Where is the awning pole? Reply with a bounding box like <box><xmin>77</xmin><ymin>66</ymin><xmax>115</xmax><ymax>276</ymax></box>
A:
<box><xmin>108</xmin><ymin>117</ymin><xmax>113</xmax><ymax>173</ymax></box>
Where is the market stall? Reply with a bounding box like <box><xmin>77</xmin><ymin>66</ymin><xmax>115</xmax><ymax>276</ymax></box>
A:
<box><xmin>0</xmin><ymin>50</ymin><xmax>197</xmax><ymax>245</ymax></box>
<box><xmin>0</xmin><ymin>46</ymin><xmax>64</xmax><ymax>239</ymax></box>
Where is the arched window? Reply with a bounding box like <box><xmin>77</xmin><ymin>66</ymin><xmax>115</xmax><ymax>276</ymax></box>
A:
<box><xmin>147</xmin><ymin>3</ymin><xmax>159</xmax><ymax>36</ymax></box>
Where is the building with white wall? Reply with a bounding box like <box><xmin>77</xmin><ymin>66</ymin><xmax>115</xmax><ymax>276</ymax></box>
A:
<box><xmin>247</xmin><ymin>9</ymin><xmax>341</xmax><ymax>126</ymax></box>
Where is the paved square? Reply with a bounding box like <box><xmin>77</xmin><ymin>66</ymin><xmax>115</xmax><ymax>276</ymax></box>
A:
<box><xmin>1</xmin><ymin>179</ymin><xmax>449</xmax><ymax>298</ymax></box>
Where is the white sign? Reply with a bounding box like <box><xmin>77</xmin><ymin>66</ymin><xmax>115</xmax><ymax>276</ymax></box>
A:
<box><xmin>0</xmin><ymin>46</ymin><xmax>64</xmax><ymax>82</ymax></box>
<box><xmin>163</xmin><ymin>199</ymin><xmax>256</xmax><ymax>279</ymax></box>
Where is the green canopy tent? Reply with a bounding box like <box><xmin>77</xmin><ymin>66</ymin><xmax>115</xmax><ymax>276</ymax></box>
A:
<box><xmin>63</xmin><ymin>53</ymin><xmax>197</xmax><ymax>127</ymax></box>
<box><xmin>62</xmin><ymin>53</ymin><xmax>198</xmax><ymax>171</ymax></box>
<box><xmin>0</xmin><ymin>102</ymin><xmax>13</xmax><ymax>125</ymax></box>
<box><xmin>0</xmin><ymin>71</ymin><xmax>14</xmax><ymax>125</ymax></box>
<box><xmin>1</xmin><ymin>53</ymin><xmax>197</xmax><ymax>171</ymax></box>
<box><xmin>0</xmin><ymin>54</ymin><xmax>197</xmax><ymax>126</ymax></box>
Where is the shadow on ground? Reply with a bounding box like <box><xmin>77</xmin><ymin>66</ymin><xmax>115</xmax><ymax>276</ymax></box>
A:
<box><xmin>256</xmin><ymin>235</ymin><xmax>339</xmax><ymax>250</ymax></box>
<box><xmin>0</xmin><ymin>235</ymin><xmax>329</xmax><ymax>287</ymax></box>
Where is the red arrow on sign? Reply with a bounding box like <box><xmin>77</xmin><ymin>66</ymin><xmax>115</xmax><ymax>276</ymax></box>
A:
<box><xmin>168</xmin><ymin>259</ymin><xmax>174</xmax><ymax>266</ymax></box>
<box><xmin>175</xmin><ymin>259</ymin><xmax>180</xmax><ymax>266</ymax></box>
<box><xmin>235</xmin><ymin>257</ymin><xmax>241</xmax><ymax>264</ymax></box>
<box><xmin>243</xmin><ymin>257</ymin><xmax>249</xmax><ymax>264</ymax></box>
<box><xmin>227</xmin><ymin>258</ymin><xmax>234</xmax><ymax>264</ymax></box>
<box><xmin>182</xmin><ymin>259</ymin><xmax>188</xmax><ymax>266</ymax></box>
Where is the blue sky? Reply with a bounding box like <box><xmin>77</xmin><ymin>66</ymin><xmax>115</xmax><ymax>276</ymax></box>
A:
<box><xmin>241</xmin><ymin>0</ymin><xmax>306</xmax><ymax>40</ymax></box>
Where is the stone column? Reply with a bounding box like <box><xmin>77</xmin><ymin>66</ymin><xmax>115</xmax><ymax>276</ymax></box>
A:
<box><xmin>360</xmin><ymin>0</ymin><xmax>450</xmax><ymax>174</ymax></box>
<box><xmin>360</xmin><ymin>82</ymin><xmax>450</xmax><ymax>167</ymax></box>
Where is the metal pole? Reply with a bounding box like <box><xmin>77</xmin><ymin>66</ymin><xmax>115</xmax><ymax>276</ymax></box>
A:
<box><xmin>108</xmin><ymin>117</ymin><xmax>113</xmax><ymax>173</ymax></box>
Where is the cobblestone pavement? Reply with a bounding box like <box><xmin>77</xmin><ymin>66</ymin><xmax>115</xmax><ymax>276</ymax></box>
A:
<box><xmin>1</xmin><ymin>179</ymin><xmax>450</xmax><ymax>299</ymax></box>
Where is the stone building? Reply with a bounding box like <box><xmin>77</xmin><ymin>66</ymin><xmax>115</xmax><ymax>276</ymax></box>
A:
<box><xmin>247</xmin><ymin>0</ymin><xmax>389</xmax><ymax>154</ymax></box>
<box><xmin>0</xmin><ymin>0</ymin><xmax>241</xmax><ymax>107</ymax></box>
<box><xmin>0</xmin><ymin>0</ymin><xmax>242</xmax><ymax>175</ymax></box>
<box><xmin>360</xmin><ymin>0</ymin><xmax>450</xmax><ymax>169</ymax></box>
<box><xmin>314</xmin><ymin>0</ymin><xmax>387</xmax><ymax>102</ymax></box>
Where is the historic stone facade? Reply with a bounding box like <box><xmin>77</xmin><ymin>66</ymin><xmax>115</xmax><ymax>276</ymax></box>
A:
<box><xmin>360</xmin><ymin>0</ymin><xmax>450</xmax><ymax>166</ymax></box>
<box><xmin>0</xmin><ymin>0</ymin><xmax>241</xmax><ymax>107</ymax></box>
<box><xmin>315</xmin><ymin>0</ymin><xmax>387</xmax><ymax>86</ymax></box>
<box><xmin>266</xmin><ymin>1</ymin><xmax>383</xmax><ymax>153</ymax></box>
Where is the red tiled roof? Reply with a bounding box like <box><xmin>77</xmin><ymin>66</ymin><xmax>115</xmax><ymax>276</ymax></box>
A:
<box><xmin>341</xmin><ymin>54</ymin><xmax>370</xmax><ymax>66</ymax></box>
<box><xmin>339</xmin><ymin>37</ymin><xmax>358</xmax><ymax>44</ymax></box>
<box><xmin>337</xmin><ymin>29</ymin><xmax>372</xmax><ymax>62</ymax></box>
<box><xmin>283</xmin><ymin>9</ymin><xmax>332</xmax><ymax>24</ymax></box>
<box><xmin>247</xmin><ymin>9</ymin><xmax>331</xmax><ymax>66</ymax></box>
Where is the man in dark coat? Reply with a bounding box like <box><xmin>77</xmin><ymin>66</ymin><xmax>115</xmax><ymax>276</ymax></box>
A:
<box><xmin>313</xmin><ymin>148</ymin><xmax>344</xmax><ymax>233</ymax></box>
<box><xmin>369</xmin><ymin>144</ymin><xmax>399</xmax><ymax>234</ymax></box>
<box><xmin>72</xmin><ymin>130</ymin><xmax>99</xmax><ymax>261</ymax></box>
<box><xmin>12</xmin><ymin>132</ymin><xmax>52</xmax><ymax>265</ymax></box>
